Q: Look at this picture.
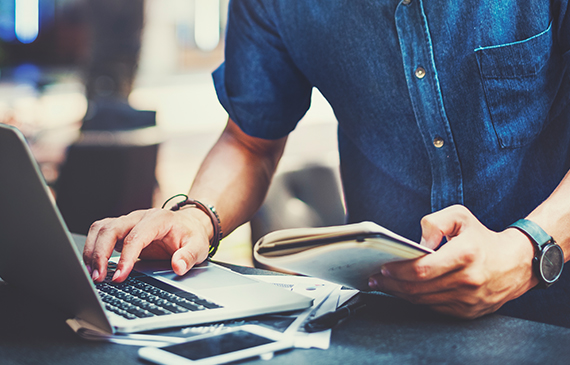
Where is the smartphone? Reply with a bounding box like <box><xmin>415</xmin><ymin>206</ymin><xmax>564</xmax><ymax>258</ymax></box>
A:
<box><xmin>138</xmin><ymin>325</ymin><xmax>294</xmax><ymax>365</ymax></box>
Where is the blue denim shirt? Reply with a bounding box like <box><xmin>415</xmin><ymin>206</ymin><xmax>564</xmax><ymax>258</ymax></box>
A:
<box><xmin>213</xmin><ymin>0</ymin><xmax>570</xmax><ymax>325</ymax></box>
<box><xmin>214</xmin><ymin>0</ymin><xmax>570</xmax><ymax>243</ymax></box>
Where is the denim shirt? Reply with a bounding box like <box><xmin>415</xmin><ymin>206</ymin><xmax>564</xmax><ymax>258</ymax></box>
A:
<box><xmin>213</xmin><ymin>0</ymin><xmax>570</xmax><ymax>243</ymax></box>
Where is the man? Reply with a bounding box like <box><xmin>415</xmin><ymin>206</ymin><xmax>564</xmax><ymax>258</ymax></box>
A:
<box><xmin>83</xmin><ymin>1</ymin><xmax>570</xmax><ymax>326</ymax></box>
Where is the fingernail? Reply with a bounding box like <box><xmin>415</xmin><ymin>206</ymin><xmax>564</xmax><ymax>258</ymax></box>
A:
<box><xmin>381</xmin><ymin>266</ymin><xmax>391</xmax><ymax>277</ymax></box>
<box><xmin>176</xmin><ymin>260</ymin><xmax>187</xmax><ymax>273</ymax></box>
<box><xmin>368</xmin><ymin>277</ymin><xmax>378</xmax><ymax>289</ymax></box>
<box><xmin>86</xmin><ymin>264</ymin><xmax>91</xmax><ymax>274</ymax></box>
<box><xmin>111</xmin><ymin>269</ymin><xmax>121</xmax><ymax>282</ymax></box>
<box><xmin>91</xmin><ymin>269</ymin><xmax>99</xmax><ymax>281</ymax></box>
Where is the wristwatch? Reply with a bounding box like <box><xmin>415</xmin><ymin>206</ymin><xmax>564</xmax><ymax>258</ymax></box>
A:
<box><xmin>508</xmin><ymin>219</ymin><xmax>564</xmax><ymax>289</ymax></box>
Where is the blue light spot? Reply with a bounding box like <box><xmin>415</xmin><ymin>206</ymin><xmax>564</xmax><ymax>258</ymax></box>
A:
<box><xmin>0</xmin><ymin>0</ymin><xmax>16</xmax><ymax>42</ymax></box>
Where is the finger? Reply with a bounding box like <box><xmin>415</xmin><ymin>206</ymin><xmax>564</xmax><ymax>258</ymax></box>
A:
<box><xmin>377</xmin><ymin>240</ymin><xmax>475</xmax><ymax>283</ymax></box>
<box><xmin>113</xmin><ymin>209</ymin><xmax>172</xmax><ymax>282</ymax></box>
<box><xmin>430</xmin><ymin>301</ymin><xmax>499</xmax><ymax>319</ymax></box>
<box><xmin>368</xmin><ymin>272</ymin><xmax>489</xmax><ymax>318</ymax></box>
<box><xmin>369</xmin><ymin>263</ymin><xmax>478</xmax><ymax>297</ymax></box>
<box><xmin>171</xmin><ymin>235</ymin><xmax>210</xmax><ymax>276</ymax></box>
<box><xmin>90</xmin><ymin>211</ymin><xmax>147</xmax><ymax>282</ymax></box>
<box><xmin>84</xmin><ymin>219</ymin><xmax>104</xmax><ymax>274</ymax></box>
<box><xmin>395</xmin><ymin>287</ymin><xmax>460</xmax><ymax>308</ymax></box>
<box><xmin>84</xmin><ymin>218</ymin><xmax>121</xmax><ymax>282</ymax></box>
<box><xmin>429</xmin><ymin>304</ymin><xmax>467</xmax><ymax>318</ymax></box>
<box><xmin>420</xmin><ymin>205</ymin><xmax>473</xmax><ymax>249</ymax></box>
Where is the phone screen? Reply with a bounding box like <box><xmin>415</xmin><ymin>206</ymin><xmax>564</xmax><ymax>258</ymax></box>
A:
<box><xmin>163</xmin><ymin>330</ymin><xmax>275</xmax><ymax>361</ymax></box>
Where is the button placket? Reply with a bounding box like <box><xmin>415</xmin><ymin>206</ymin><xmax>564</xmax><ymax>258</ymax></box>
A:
<box><xmin>395</xmin><ymin>0</ymin><xmax>463</xmax><ymax>210</ymax></box>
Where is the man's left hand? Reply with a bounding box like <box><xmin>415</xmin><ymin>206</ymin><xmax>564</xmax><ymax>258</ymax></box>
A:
<box><xmin>368</xmin><ymin>205</ymin><xmax>538</xmax><ymax>318</ymax></box>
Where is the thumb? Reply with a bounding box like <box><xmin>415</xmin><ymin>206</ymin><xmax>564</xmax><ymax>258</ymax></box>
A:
<box><xmin>420</xmin><ymin>205</ymin><xmax>473</xmax><ymax>249</ymax></box>
<box><xmin>171</xmin><ymin>238</ymin><xmax>209</xmax><ymax>276</ymax></box>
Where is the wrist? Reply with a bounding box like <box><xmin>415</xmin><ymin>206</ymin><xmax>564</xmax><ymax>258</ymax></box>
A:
<box><xmin>504</xmin><ymin>227</ymin><xmax>540</xmax><ymax>290</ymax></box>
<box><xmin>163</xmin><ymin>194</ymin><xmax>223</xmax><ymax>257</ymax></box>
<box><xmin>179</xmin><ymin>206</ymin><xmax>215</xmax><ymax>241</ymax></box>
<box><xmin>526</xmin><ymin>213</ymin><xmax>569</xmax><ymax>262</ymax></box>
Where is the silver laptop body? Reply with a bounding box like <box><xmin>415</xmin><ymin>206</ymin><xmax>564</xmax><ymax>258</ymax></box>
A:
<box><xmin>0</xmin><ymin>124</ymin><xmax>312</xmax><ymax>334</ymax></box>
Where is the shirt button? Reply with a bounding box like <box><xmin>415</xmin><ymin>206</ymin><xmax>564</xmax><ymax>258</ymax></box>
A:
<box><xmin>402</xmin><ymin>0</ymin><xmax>412</xmax><ymax>4</ymax></box>
<box><xmin>415</xmin><ymin>67</ymin><xmax>426</xmax><ymax>79</ymax></box>
<box><xmin>433</xmin><ymin>137</ymin><xmax>444</xmax><ymax>148</ymax></box>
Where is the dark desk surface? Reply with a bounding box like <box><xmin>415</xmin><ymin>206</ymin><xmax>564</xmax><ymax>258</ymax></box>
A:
<box><xmin>2</xmin><ymin>264</ymin><xmax>570</xmax><ymax>365</ymax></box>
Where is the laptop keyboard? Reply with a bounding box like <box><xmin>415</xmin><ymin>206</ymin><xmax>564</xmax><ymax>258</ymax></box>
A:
<box><xmin>95</xmin><ymin>262</ymin><xmax>222</xmax><ymax>320</ymax></box>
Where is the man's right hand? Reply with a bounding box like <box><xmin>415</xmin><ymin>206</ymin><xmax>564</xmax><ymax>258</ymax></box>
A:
<box><xmin>83</xmin><ymin>118</ymin><xmax>288</xmax><ymax>284</ymax></box>
<box><xmin>83</xmin><ymin>206</ymin><xmax>213</xmax><ymax>283</ymax></box>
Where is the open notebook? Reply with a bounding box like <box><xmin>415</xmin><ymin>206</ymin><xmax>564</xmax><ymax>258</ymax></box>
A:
<box><xmin>254</xmin><ymin>221</ymin><xmax>433</xmax><ymax>290</ymax></box>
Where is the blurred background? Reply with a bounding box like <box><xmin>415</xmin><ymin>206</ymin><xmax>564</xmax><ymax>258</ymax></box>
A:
<box><xmin>0</xmin><ymin>0</ymin><xmax>341</xmax><ymax>267</ymax></box>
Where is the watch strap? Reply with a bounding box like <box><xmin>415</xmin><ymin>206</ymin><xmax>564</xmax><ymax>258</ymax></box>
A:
<box><xmin>508</xmin><ymin>219</ymin><xmax>552</xmax><ymax>249</ymax></box>
<box><xmin>508</xmin><ymin>218</ymin><xmax>561</xmax><ymax>289</ymax></box>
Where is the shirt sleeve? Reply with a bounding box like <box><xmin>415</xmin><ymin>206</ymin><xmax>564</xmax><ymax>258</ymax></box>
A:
<box><xmin>213</xmin><ymin>0</ymin><xmax>313</xmax><ymax>140</ymax></box>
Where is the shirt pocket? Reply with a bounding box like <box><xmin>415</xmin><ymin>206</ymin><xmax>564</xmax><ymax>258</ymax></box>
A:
<box><xmin>475</xmin><ymin>22</ymin><xmax>562</xmax><ymax>148</ymax></box>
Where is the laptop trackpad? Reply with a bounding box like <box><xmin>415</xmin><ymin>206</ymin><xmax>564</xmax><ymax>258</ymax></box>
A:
<box><xmin>133</xmin><ymin>261</ymin><xmax>257</xmax><ymax>290</ymax></box>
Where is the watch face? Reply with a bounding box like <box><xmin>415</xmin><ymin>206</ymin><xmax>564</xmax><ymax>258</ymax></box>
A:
<box><xmin>540</xmin><ymin>244</ymin><xmax>564</xmax><ymax>283</ymax></box>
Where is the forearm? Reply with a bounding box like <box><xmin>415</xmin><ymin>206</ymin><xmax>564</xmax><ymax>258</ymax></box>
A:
<box><xmin>187</xmin><ymin>118</ymin><xmax>287</xmax><ymax>239</ymax></box>
<box><xmin>526</xmin><ymin>169</ymin><xmax>570</xmax><ymax>262</ymax></box>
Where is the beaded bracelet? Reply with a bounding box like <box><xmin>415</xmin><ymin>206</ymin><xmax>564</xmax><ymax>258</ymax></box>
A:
<box><xmin>162</xmin><ymin>194</ymin><xmax>223</xmax><ymax>258</ymax></box>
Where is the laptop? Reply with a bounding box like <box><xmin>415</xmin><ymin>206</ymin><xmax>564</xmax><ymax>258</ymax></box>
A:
<box><xmin>0</xmin><ymin>124</ymin><xmax>312</xmax><ymax>335</ymax></box>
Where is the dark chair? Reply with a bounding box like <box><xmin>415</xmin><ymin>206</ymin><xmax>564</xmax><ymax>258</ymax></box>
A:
<box><xmin>55</xmin><ymin>104</ymin><xmax>160</xmax><ymax>235</ymax></box>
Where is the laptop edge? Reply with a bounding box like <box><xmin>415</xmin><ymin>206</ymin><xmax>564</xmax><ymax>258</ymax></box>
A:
<box><xmin>0</xmin><ymin>124</ymin><xmax>114</xmax><ymax>334</ymax></box>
